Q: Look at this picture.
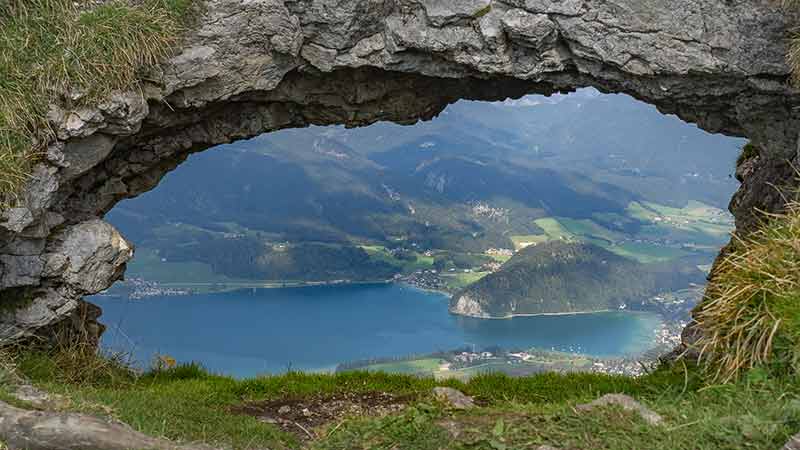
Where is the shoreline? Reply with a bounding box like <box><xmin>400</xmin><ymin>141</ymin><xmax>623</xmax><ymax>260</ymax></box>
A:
<box><xmin>449</xmin><ymin>309</ymin><xmax>663</xmax><ymax>320</ymax></box>
<box><xmin>112</xmin><ymin>278</ymin><xmax>396</xmax><ymax>297</ymax></box>
<box><xmin>396</xmin><ymin>282</ymin><xmax>453</xmax><ymax>299</ymax></box>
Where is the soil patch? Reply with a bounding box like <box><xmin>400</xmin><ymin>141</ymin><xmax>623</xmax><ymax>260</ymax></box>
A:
<box><xmin>230</xmin><ymin>391</ymin><xmax>415</xmax><ymax>440</ymax></box>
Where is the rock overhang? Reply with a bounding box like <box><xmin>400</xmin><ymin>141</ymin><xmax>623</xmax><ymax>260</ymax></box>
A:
<box><xmin>0</xmin><ymin>0</ymin><xmax>799</xmax><ymax>345</ymax></box>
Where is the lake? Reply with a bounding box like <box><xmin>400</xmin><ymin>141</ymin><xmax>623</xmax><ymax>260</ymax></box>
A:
<box><xmin>91</xmin><ymin>283</ymin><xmax>663</xmax><ymax>378</ymax></box>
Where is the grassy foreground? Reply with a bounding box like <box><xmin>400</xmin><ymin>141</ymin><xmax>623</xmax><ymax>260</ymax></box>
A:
<box><xmin>1</xmin><ymin>349</ymin><xmax>799</xmax><ymax>450</ymax></box>
<box><xmin>0</xmin><ymin>0</ymin><xmax>193</xmax><ymax>205</ymax></box>
<box><xmin>695</xmin><ymin>200</ymin><xmax>800</xmax><ymax>382</ymax></box>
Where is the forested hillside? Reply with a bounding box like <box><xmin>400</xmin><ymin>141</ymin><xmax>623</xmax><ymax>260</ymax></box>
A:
<box><xmin>450</xmin><ymin>241</ymin><xmax>706</xmax><ymax>317</ymax></box>
<box><xmin>106</xmin><ymin>90</ymin><xmax>739</xmax><ymax>285</ymax></box>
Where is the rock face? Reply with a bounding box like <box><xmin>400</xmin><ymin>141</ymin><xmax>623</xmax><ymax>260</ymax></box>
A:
<box><xmin>432</xmin><ymin>387</ymin><xmax>476</xmax><ymax>410</ymax></box>
<box><xmin>0</xmin><ymin>0</ymin><xmax>799</xmax><ymax>345</ymax></box>
<box><xmin>0</xmin><ymin>400</ymin><xmax>217</xmax><ymax>450</ymax></box>
<box><xmin>576</xmin><ymin>394</ymin><xmax>663</xmax><ymax>426</ymax></box>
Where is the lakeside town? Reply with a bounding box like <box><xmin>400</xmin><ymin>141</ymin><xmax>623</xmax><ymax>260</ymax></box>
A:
<box><xmin>337</xmin><ymin>341</ymin><xmax>671</xmax><ymax>379</ymax></box>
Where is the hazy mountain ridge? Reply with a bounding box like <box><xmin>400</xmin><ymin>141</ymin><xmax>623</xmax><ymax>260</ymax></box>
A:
<box><xmin>106</xmin><ymin>90</ymin><xmax>740</xmax><ymax>286</ymax></box>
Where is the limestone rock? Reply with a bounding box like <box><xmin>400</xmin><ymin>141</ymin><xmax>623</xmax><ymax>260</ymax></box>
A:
<box><xmin>0</xmin><ymin>400</ymin><xmax>218</xmax><ymax>450</ymax></box>
<box><xmin>45</xmin><ymin>220</ymin><xmax>133</xmax><ymax>294</ymax></box>
<box><xmin>0</xmin><ymin>0</ymin><xmax>797</xmax><ymax>348</ymax></box>
<box><xmin>420</xmin><ymin>0</ymin><xmax>492</xmax><ymax>27</ymax></box>
<box><xmin>501</xmin><ymin>9</ymin><xmax>557</xmax><ymax>49</ymax></box>
<box><xmin>783</xmin><ymin>432</ymin><xmax>800</xmax><ymax>450</ymax></box>
<box><xmin>576</xmin><ymin>394</ymin><xmax>663</xmax><ymax>426</ymax></box>
<box><xmin>433</xmin><ymin>387</ymin><xmax>475</xmax><ymax>409</ymax></box>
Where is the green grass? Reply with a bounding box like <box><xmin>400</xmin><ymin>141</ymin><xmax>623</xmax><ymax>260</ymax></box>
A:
<box><xmin>360</xmin><ymin>245</ymin><xmax>433</xmax><ymax>272</ymax></box>
<box><xmin>441</xmin><ymin>271</ymin><xmax>489</xmax><ymax>291</ymax></box>
<box><xmin>627</xmin><ymin>201</ymin><xmax>733</xmax><ymax>240</ymax></box>
<box><xmin>315</xmin><ymin>372</ymin><xmax>800</xmax><ymax>450</ymax></box>
<box><xmin>363</xmin><ymin>358</ymin><xmax>446</xmax><ymax>376</ymax></box>
<box><xmin>0</xmin><ymin>0</ymin><xmax>193</xmax><ymax>205</ymax></box>
<box><xmin>533</xmin><ymin>218</ymin><xmax>576</xmax><ymax>241</ymax></box>
<box><xmin>557</xmin><ymin>217</ymin><xmax>624</xmax><ymax>243</ymax></box>
<box><xmin>520</xmin><ymin>215</ymin><xmax>696</xmax><ymax>263</ymax></box>
<box><xmin>9</xmin><ymin>349</ymin><xmax>800</xmax><ymax>450</ymax></box>
<box><xmin>125</xmin><ymin>247</ymin><xmax>253</xmax><ymax>285</ymax></box>
<box><xmin>695</xmin><ymin>201</ymin><xmax>800</xmax><ymax>382</ymax></box>
<box><xmin>603</xmin><ymin>241</ymin><xmax>690</xmax><ymax>263</ymax></box>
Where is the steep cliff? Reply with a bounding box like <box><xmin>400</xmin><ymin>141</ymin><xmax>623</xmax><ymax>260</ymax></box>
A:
<box><xmin>0</xmin><ymin>0</ymin><xmax>799</xmax><ymax>345</ymax></box>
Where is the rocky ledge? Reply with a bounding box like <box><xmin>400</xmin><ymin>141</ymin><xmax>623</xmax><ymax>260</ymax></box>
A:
<box><xmin>0</xmin><ymin>0</ymin><xmax>799</xmax><ymax>347</ymax></box>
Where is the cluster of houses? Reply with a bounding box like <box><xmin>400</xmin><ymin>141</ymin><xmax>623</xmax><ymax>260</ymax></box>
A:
<box><xmin>452</xmin><ymin>351</ymin><xmax>495</xmax><ymax>364</ymax></box>
<box><xmin>113</xmin><ymin>278</ymin><xmax>189</xmax><ymax>299</ymax></box>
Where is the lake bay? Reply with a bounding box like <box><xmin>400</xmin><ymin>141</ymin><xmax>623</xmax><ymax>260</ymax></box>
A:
<box><xmin>92</xmin><ymin>283</ymin><xmax>662</xmax><ymax>378</ymax></box>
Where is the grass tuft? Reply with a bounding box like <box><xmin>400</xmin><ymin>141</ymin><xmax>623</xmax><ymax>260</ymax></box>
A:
<box><xmin>789</xmin><ymin>32</ymin><xmax>800</xmax><ymax>86</ymax></box>
<box><xmin>694</xmin><ymin>200</ymin><xmax>800</xmax><ymax>382</ymax></box>
<box><xmin>15</xmin><ymin>341</ymin><xmax>135</xmax><ymax>386</ymax></box>
<box><xmin>0</xmin><ymin>0</ymin><xmax>193</xmax><ymax>207</ymax></box>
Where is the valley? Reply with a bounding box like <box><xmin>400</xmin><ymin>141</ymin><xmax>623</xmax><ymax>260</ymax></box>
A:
<box><xmin>97</xmin><ymin>89</ymin><xmax>739</xmax><ymax>377</ymax></box>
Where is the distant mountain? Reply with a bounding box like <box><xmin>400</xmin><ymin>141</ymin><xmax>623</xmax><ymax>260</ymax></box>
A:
<box><xmin>449</xmin><ymin>241</ymin><xmax>706</xmax><ymax>318</ymax></box>
<box><xmin>106</xmin><ymin>89</ymin><xmax>740</xmax><ymax>284</ymax></box>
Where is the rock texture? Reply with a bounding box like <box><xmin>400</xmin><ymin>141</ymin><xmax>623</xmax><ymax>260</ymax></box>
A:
<box><xmin>576</xmin><ymin>393</ymin><xmax>663</xmax><ymax>426</ymax></box>
<box><xmin>0</xmin><ymin>400</ymin><xmax>217</xmax><ymax>450</ymax></box>
<box><xmin>0</xmin><ymin>0</ymin><xmax>799</xmax><ymax>345</ymax></box>
<box><xmin>432</xmin><ymin>387</ymin><xmax>476</xmax><ymax>409</ymax></box>
<box><xmin>783</xmin><ymin>432</ymin><xmax>800</xmax><ymax>450</ymax></box>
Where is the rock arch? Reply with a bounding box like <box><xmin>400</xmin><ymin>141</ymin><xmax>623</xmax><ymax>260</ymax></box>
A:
<box><xmin>1</xmin><ymin>0</ymin><xmax>799</xmax><ymax>345</ymax></box>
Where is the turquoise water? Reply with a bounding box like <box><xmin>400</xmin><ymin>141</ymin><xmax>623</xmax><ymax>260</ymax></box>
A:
<box><xmin>92</xmin><ymin>283</ymin><xmax>662</xmax><ymax>378</ymax></box>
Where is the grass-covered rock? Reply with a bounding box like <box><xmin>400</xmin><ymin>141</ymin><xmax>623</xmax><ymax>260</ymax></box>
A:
<box><xmin>3</xmin><ymin>349</ymin><xmax>800</xmax><ymax>449</ymax></box>
<box><xmin>0</xmin><ymin>0</ymin><xmax>192</xmax><ymax>205</ymax></box>
<box><xmin>695</xmin><ymin>200</ymin><xmax>800</xmax><ymax>382</ymax></box>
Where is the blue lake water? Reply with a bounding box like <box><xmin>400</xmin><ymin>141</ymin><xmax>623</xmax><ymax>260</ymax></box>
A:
<box><xmin>91</xmin><ymin>283</ymin><xmax>663</xmax><ymax>378</ymax></box>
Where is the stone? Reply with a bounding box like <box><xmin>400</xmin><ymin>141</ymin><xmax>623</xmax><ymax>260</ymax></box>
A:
<box><xmin>278</xmin><ymin>405</ymin><xmax>291</xmax><ymax>414</ymax></box>
<box><xmin>9</xmin><ymin>384</ymin><xmax>66</xmax><ymax>410</ymax></box>
<box><xmin>0</xmin><ymin>0</ymin><xmax>797</xmax><ymax>351</ymax></box>
<box><xmin>432</xmin><ymin>387</ymin><xmax>475</xmax><ymax>409</ymax></box>
<box><xmin>61</xmin><ymin>134</ymin><xmax>117</xmax><ymax>181</ymax></box>
<box><xmin>576</xmin><ymin>394</ymin><xmax>663</xmax><ymax>426</ymax></box>
<box><xmin>0</xmin><ymin>208</ymin><xmax>34</xmax><ymax>234</ymax></box>
<box><xmin>501</xmin><ymin>9</ymin><xmax>557</xmax><ymax>49</ymax></box>
<box><xmin>420</xmin><ymin>0</ymin><xmax>493</xmax><ymax>27</ymax></box>
<box><xmin>0</xmin><ymin>255</ymin><xmax>44</xmax><ymax>288</ymax></box>
<box><xmin>301</xmin><ymin>43</ymin><xmax>338</xmax><ymax>72</ymax></box>
<box><xmin>46</xmin><ymin>220</ymin><xmax>133</xmax><ymax>294</ymax></box>
<box><xmin>0</xmin><ymin>400</ymin><xmax>219</xmax><ymax>450</ymax></box>
<box><xmin>783</xmin><ymin>432</ymin><xmax>800</xmax><ymax>450</ymax></box>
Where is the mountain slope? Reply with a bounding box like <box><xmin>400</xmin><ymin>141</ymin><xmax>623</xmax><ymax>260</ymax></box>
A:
<box><xmin>449</xmin><ymin>241</ymin><xmax>705</xmax><ymax>318</ymax></box>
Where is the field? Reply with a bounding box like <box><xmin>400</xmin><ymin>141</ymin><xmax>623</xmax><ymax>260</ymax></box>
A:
<box><xmin>360</xmin><ymin>245</ymin><xmax>434</xmax><ymax>271</ymax></box>
<box><xmin>363</xmin><ymin>358</ymin><xmax>446</xmax><ymax>376</ymax></box>
<box><xmin>509</xmin><ymin>234</ymin><xmax>550</xmax><ymax>251</ymax></box>
<box><xmin>607</xmin><ymin>242</ymin><xmax>691</xmax><ymax>263</ymax></box>
<box><xmin>557</xmin><ymin>217</ymin><xmax>624</xmax><ymax>243</ymax></box>
<box><xmin>533</xmin><ymin>218</ymin><xmax>577</xmax><ymax>241</ymax></box>
<box><xmin>440</xmin><ymin>271</ymin><xmax>490</xmax><ymax>291</ymax></box>
<box><xmin>626</xmin><ymin>200</ymin><xmax>733</xmax><ymax>237</ymax></box>
<box><xmin>124</xmin><ymin>248</ymin><xmax>252</xmax><ymax>285</ymax></box>
<box><xmin>499</xmin><ymin>201</ymin><xmax>735</xmax><ymax>265</ymax></box>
